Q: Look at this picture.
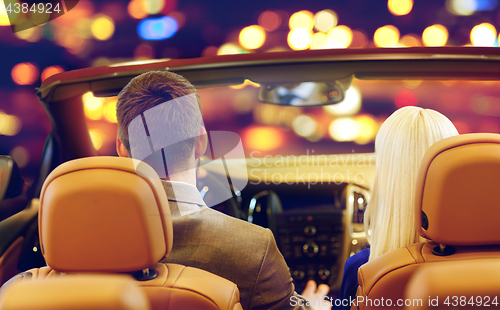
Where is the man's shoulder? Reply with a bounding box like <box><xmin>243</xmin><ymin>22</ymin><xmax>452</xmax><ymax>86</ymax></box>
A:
<box><xmin>172</xmin><ymin>207</ymin><xmax>274</xmax><ymax>243</ymax></box>
<box><xmin>202</xmin><ymin>207</ymin><xmax>270</xmax><ymax>230</ymax></box>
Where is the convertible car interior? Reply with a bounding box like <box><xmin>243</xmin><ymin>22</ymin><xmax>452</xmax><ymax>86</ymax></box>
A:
<box><xmin>0</xmin><ymin>47</ymin><xmax>500</xmax><ymax>307</ymax></box>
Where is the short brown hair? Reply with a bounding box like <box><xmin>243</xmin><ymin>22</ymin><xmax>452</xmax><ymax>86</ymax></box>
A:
<box><xmin>116</xmin><ymin>71</ymin><xmax>202</xmax><ymax>173</ymax></box>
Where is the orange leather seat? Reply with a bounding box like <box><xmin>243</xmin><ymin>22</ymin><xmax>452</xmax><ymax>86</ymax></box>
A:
<box><xmin>354</xmin><ymin>133</ymin><xmax>500</xmax><ymax>309</ymax></box>
<box><xmin>0</xmin><ymin>275</ymin><xmax>150</xmax><ymax>310</ymax></box>
<box><xmin>405</xmin><ymin>259</ymin><xmax>500</xmax><ymax>309</ymax></box>
<box><xmin>4</xmin><ymin>156</ymin><xmax>243</xmax><ymax>310</ymax></box>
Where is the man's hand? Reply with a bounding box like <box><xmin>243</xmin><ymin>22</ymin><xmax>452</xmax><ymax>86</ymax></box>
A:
<box><xmin>301</xmin><ymin>280</ymin><xmax>332</xmax><ymax>310</ymax></box>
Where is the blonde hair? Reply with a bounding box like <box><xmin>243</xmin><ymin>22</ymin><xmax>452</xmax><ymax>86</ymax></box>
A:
<box><xmin>365</xmin><ymin>106</ymin><xmax>458</xmax><ymax>261</ymax></box>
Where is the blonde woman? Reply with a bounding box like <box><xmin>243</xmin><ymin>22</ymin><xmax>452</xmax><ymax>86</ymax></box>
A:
<box><xmin>338</xmin><ymin>106</ymin><xmax>459</xmax><ymax>306</ymax></box>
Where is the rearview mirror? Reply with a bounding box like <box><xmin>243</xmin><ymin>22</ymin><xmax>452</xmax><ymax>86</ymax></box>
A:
<box><xmin>258</xmin><ymin>76</ymin><xmax>354</xmax><ymax>107</ymax></box>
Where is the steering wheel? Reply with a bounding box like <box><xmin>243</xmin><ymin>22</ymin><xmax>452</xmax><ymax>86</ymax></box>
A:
<box><xmin>196</xmin><ymin>168</ymin><xmax>246</xmax><ymax>220</ymax></box>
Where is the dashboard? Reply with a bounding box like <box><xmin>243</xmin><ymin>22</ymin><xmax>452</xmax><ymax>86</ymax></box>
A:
<box><xmin>221</xmin><ymin>180</ymin><xmax>371</xmax><ymax>292</ymax></box>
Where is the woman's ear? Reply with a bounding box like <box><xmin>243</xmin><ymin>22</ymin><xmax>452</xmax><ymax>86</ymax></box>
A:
<box><xmin>116</xmin><ymin>134</ymin><xmax>129</xmax><ymax>157</ymax></box>
<box><xmin>195</xmin><ymin>126</ymin><xmax>208</xmax><ymax>159</ymax></box>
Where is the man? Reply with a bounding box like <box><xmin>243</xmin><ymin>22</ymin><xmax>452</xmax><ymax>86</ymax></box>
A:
<box><xmin>115</xmin><ymin>71</ymin><xmax>330</xmax><ymax>310</ymax></box>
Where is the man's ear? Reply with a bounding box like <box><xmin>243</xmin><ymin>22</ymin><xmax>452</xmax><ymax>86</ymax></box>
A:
<box><xmin>116</xmin><ymin>134</ymin><xmax>129</xmax><ymax>158</ymax></box>
<box><xmin>195</xmin><ymin>126</ymin><xmax>208</xmax><ymax>160</ymax></box>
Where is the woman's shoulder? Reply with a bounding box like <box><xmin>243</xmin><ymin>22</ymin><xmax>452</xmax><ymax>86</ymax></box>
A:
<box><xmin>345</xmin><ymin>248</ymin><xmax>370</xmax><ymax>271</ymax></box>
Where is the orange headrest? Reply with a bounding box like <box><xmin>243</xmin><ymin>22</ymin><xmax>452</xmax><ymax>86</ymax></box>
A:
<box><xmin>39</xmin><ymin>156</ymin><xmax>173</xmax><ymax>272</ymax></box>
<box><xmin>415</xmin><ymin>133</ymin><xmax>500</xmax><ymax>245</ymax></box>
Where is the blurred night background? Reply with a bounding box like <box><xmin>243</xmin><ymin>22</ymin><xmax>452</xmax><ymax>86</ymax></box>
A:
<box><xmin>1</xmin><ymin>0</ymin><xmax>500</xmax><ymax>183</ymax></box>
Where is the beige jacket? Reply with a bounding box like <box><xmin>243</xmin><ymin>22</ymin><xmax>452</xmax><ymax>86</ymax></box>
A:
<box><xmin>160</xmin><ymin>180</ymin><xmax>311</xmax><ymax>310</ymax></box>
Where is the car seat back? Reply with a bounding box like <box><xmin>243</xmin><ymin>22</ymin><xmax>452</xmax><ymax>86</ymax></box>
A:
<box><xmin>405</xmin><ymin>259</ymin><xmax>500</xmax><ymax>309</ymax></box>
<box><xmin>7</xmin><ymin>157</ymin><xmax>243</xmax><ymax>310</ymax></box>
<box><xmin>0</xmin><ymin>274</ymin><xmax>150</xmax><ymax>310</ymax></box>
<box><xmin>354</xmin><ymin>134</ymin><xmax>500</xmax><ymax>309</ymax></box>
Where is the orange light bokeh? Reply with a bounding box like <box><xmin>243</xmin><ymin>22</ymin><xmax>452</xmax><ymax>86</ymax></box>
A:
<box><xmin>289</xmin><ymin>10</ymin><xmax>314</xmax><ymax>31</ymax></box>
<box><xmin>11</xmin><ymin>63</ymin><xmax>39</xmax><ymax>85</ymax></box>
<box><xmin>258</xmin><ymin>10</ymin><xmax>281</xmax><ymax>32</ymax></box>
<box><xmin>239</xmin><ymin>25</ymin><xmax>266</xmax><ymax>50</ymax></box>
<box><xmin>373</xmin><ymin>25</ymin><xmax>400</xmax><ymax>47</ymax></box>
<box><xmin>41</xmin><ymin>66</ymin><xmax>65</xmax><ymax>81</ymax></box>
<box><xmin>388</xmin><ymin>0</ymin><xmax>413</xmax><ymax>16</ymax></box>
<box><xmin>128</xmin><ymin>0</ymin><xmax>148</xmax><ymax>19</ymax></box>
<box><xmin>422</xmin><ymin>24</ymin><xmax>448</xmax><ymax>47</ymax></box>
<box><xmin>243</xmin><ymin>126</ymin><xmax>285</xmax><ymax>151</ymax></box>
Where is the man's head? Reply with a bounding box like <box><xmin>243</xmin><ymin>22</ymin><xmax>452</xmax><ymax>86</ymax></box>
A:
<box><xmin>116</xmin><ymin>71</ymin><xmax>206</xmax><ymax>176</ymax></box>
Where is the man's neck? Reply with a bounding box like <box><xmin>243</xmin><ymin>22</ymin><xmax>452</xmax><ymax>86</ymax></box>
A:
<box><xmin>163</xmin><ymin>169</ymin><xmax>197</xmax><ymax>187</ymax></box>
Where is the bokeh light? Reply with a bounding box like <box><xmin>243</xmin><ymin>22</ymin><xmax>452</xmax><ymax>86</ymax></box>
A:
<box><xmin>314</xmin><ymin>10</ymin><xmax>338</xmax><ymax>32</ymax></box>
<box><xmin>9</xmin><ymin>146</ymin><xmax>29</xmax><ymax>168</ymax></box>
<box><xmin>395</xmin><ymin>90</ymin><xmax>417</xmax><ymax>108</ymax></box>
<box><xmin>373</xmin><ymin>25</ymin><xmax>400</xmax><ymax>47</ymax></box>
<box><xmin>75</xmin><ymin>18</ymin><xmax>93</xmax><ymax>39</ymax></box>
<box><xmin>15</xmin><ymin>27</ymin><xmax>42</xmax><ymax>42</ymax></box>
<box><xmin>311</xmin><ymin>32</ymin><xmax>330</xmax><ymax>49</ymax></box>
<box><xmin>91</xmin><ymin>15</ymin><xmax>115</xmax><ymax>40</ymax></box>
<box><xmin>475</xmin><ymin>0</ymin><xmax>499</xmax><ymax>10</ymax></box>
<box><xmin>287</xmin><ymin>28</ymin><xmax>312</xmax><ymax>50</ymax></box>
<box><xmin>289</xmin><ymin>10</ymin><xmax>314</xmax><ymax>31</ymax></box>
<box><xmin>104</xmin><ymin>99</ymin><xmax>118</xmax><ymax>123</ymax></box>
<box><xmin>324</xmin><ymin>86</ymin><xmax>361</xmax><ymax>116</ymax></box>
<box><xmin>41</xmin><ymin>66</ymin><xmax>65</xmax><ymax>81</ymax></box>
<box><xmin>327</xmin><ymin>25</ymin><xmax>353</xmax><ymax>48</ymax></box>
<box><xmin>143</xmin><ymin>0</ymin><xmax>165</xmax><ymax>14</ymax></box>
<box><xmin>258</xmin><ymin>10</ymin><xmax>281</xmax><ymax>32</ymax></box>
<box><xmin>350</xmin><ymin>30</ymin><xmax>368</xmax><ymax>48</ymax></box>
<box><xmin>470</xmin><ymin>23</ymin><xmax>497</xmax><ymax>46</ymax></box>
<box><xmin>137</xmin><ymin>16</ymin><xmax>178</xmax><ymax>40</ymax></box>
<box><xmin>354</xmin><ymin>115</ymin><xmax>378</xmax><ymax>144</ymax></box>
<box><xmin>292</xmin><ymin>115</ymin><xmax>318</xmax><ymax>138</ymax></box>
<box><xmin>83</xmin><ymin>92</ymin><xmax>104</xmax><ymax>120</ymax></box>
<box><xmin>128</xmin><ymin>0</ymin><xmax>148</xmax><ymax>19</ymax></box>
<box><xmin>329</xmin><ymin>118</ymin><xmax>359</xmax><ymax>141</ymax></box>
<box><xmin>388</xmin><ymin>0</ymin><xmax>414</xmax><ymax>15</ymax></box>
<box><xmin>446</xmin><ymin>0</ymin><xmax>476</xmax><ymax>15</ymax></box>
<box><xmin>217</xmin><ymin>43</ymin><xmax>245</xmax><ymax>55</ymax></box>
<box><xmin>0</xmin><ymin>111</ymin><xmax>22</xmax><ymax>136</ymax></box>
<box><xmin>134</xmin><ymin>43</ymin><xmax>155</xmax><ymax>59</ymax></box>
<box><xmin>239</xmin><ymin>25</ymin><xmax>266</xmax><ymax>50</ymax></box>
<box><xmin>169</xmin><ymin>11</ymin><xmax>185</xmax><ymax>29</ymax></box>
<box><xmin>160</xmin><ymin>0</ymin><xmax>177</xmax><ymax>14</ymax></box>
<box><xmin>56</xmin><ymin>28</ymin><xmax>87</xmax><ymax>54</ymax></box>
<box><xmin>11</xmin><ymin>63</ymin><xmax>39</xmax><ymax>85</ymax></box>
<box><xmin>243</xmin><ymin>126</ymin><xmax>284</xmax><ymax>151</ymax></box>
<box><xmin>89</xmin><ymin>129</ymin><xmax>104</xmax><ymax>150</ymax></box>
<box><xmin>400</xmin><ymin>34</ymin><xmax>422</xmax><ymax>46</ymax></box>
<box><xmin>422</xmin><ymin>24</ymin><xmax>448</xmax><ymax>46</ymax></box>
<box><xmin>54</xmin><ymin>0</ymin><xmax>94</xmax><ymax>26</ymax></box>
